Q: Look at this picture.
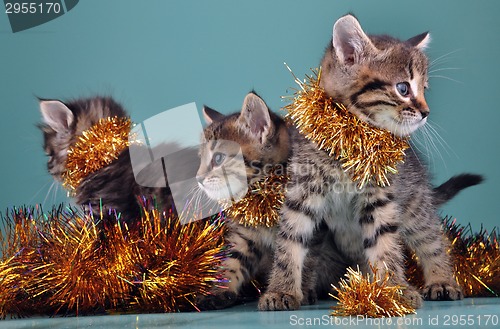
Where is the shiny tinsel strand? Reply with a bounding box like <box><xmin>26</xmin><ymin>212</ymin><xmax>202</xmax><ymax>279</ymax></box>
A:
<box><xmin>62</xmin><ymin>117</ymin><xmax>132</xmax><ymax>193</ymax></box>
<box><xmin>330</xmin><ymin>265</ymin><xmax>416</xmax><ymax>318</ymax></box>
<box><xmin>222</xmin><ymin>168</ymin><xmax>288</xmax><ymax>228</ymax></box>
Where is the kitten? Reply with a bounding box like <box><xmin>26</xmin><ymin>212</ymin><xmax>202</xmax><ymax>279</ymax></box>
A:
<box><xmin>258</xmin><ymin>14</ymin><xmax>479</xmax><ymax>311</ymax></box>
<box><xmin>39</xmin><ymin>96</ymin><xmax>199</xmax><ymax>222</ymax></box>
<box><xmin>195</xmin><ymin>92</ymin><xmax>295</xmax><ymax>309</ymax></box>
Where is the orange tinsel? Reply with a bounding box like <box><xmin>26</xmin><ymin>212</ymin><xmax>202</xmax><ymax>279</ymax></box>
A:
<box><xmin>0</xmin><ymin>203</ymin><xmax>226</xmax><ymax>318</ymax></box>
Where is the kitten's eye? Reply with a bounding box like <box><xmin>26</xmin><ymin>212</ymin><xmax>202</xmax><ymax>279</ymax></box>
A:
<box><xmin>396</xmin><ymin>82</ymin><xmax>410</xmax><ymax>97</ymax></box>
<box><xmin>212</xmin><ymin>152</ymin><xmax>226</xmax><ymax>167</ymax></box>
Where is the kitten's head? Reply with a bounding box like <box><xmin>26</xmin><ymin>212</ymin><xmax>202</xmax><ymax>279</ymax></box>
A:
<box><xmin>321</xmin><ymin>14</ymin><xmax>431</xmax><ymax>137</ymax></box>
<box><xmin>39</xmin><ymin>97</ymin><xmax>128</xmax><ymax>181</ymax></box>
<box><xmin>196</xmin><ymin>92</ymin><xmax>290</xmax><ymax>201</ymax></box>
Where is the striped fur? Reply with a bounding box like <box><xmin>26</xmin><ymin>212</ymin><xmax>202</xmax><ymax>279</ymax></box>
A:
<box><xmin>258</xmin><ymin>14</ymin><xmax>466</xmax><ymax>311</ymax></box>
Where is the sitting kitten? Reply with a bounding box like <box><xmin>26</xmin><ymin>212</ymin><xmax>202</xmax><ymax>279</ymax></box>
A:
<box><xmin>39</xmin><ymin>96</ymin><xmax>199</xmax><ymax>222</ymax></box>
<box><xmin>259</xmin><ymin>14</ymin><xmax>477</xmax><ymax>311</ymax></box>
<box><xmin>195</xmin><ymin>92</ymin><xmax>293</xmax><ymax>309</ymax></box>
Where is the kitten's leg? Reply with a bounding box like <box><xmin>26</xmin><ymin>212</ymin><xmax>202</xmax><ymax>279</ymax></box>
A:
<box><xmin>402</xmin><ymin>213</ymin><xmax>463</xmax><ymax>301</ymax></box>
<box><xmin>300</xmin><ymin>255</ymin><xmax>319</xmax><ymax>305</ymax></box>
<box><xmin>257</xmin><ymin>196</ymin><xmax>318</xmax><ymax>311</ymax></box>
<box><xmin>308</xmin><ymin>231</ymin><xmax>351</xmax><ymax>301</ymax></box>
<box><xmin>359</xmin><ymin>192</ymin><xmax>423</xmax><ymax>308</ymax></box>
<box><xmin>300</xmin><ymin>222</ymin><xmax>329</xmax><ymax>305</ymax></box>
<box><xmin>301</xmin><ymin>222</ymin><xmax>350</xmax><ymax>305</ymax></box>
<box><xmin>197</xmin><ymin>224</ymin><xmax>267</xmax><ymax>310</ymax></box>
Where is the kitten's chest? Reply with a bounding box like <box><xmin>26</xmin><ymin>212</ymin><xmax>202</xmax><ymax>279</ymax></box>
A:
<box><xmin>324</xmin><ymin>186</ymin><xmax>366</xmax><ymax>260</ymax></box>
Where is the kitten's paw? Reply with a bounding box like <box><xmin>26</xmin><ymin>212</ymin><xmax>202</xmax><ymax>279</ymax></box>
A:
<box><xmin>258</xmin><ymin>292</ymin><xmax>301</xmax><ymax>311</ymax></box>
<box><xmin>423</xmin><ymin>282</ymin><xmax>463</xmax><ymax>301</ymax></box>
<box><xmin>301</xmin><ymin>289</ymin><xmax>317</xmax><ymax>306</ymax></box>
<box><xmin>402</xmin><ymin>286</ymin><xmax>423</xmax><ymax>309</ymax></box>
<box><xmin>196</xmin><ymin>291</ymin><xmax>238</xmax><ymax>310</ymax></box>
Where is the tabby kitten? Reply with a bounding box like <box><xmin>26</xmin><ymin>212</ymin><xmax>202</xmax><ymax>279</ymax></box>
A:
<box><xmin>259</xmin><ymin>14</ymin><xmax>470</xmax><ymax>311</ymax></box>
<box><xmin>195</xmin><ymin>92</ymin><xmax>293</xmax><ymax>309</ymax></box>
<box><xmin>39</xmin><ymin>96</ymin><xmax>199</xmax><ymax>222</ymax></box>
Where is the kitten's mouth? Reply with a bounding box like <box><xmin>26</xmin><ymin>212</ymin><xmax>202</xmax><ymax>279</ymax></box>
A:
<box><xmin>393</xmin><ymin>115</ymin><xmax>427</xmax><ymax>136</ymax></box>
<box><xmin>350</xmin><ymin>108</ymin><xmax>427</xmax><ymax>137</ymax></box>
<box><xmin>198</xmin><ymin>180</ymin><xmax>248</xmax><ymax>202</ymax></box>
<box><xmin>364</xmin><ymin>112</ymin><xmax>426</xmax><ymax>137</ymax></box>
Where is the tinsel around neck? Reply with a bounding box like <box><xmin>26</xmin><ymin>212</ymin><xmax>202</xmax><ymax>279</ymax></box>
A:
<box><xmin>221</xmin><ymin>167</ymin><xmax>288</xmax><ymax>228</ymax></box>
<box><xmin>62</xmin><ymin>117</ymin><xmax>132</xmax><ymax>193</ymax></box>
<box><xmin>283</xmin><ymin>68</ymin><xmax>410</xmax><ymax>188</ymax></box>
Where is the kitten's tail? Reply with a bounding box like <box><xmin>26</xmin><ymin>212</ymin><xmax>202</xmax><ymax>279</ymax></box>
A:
<box><xmin>433</xmin><ymin>173</ymin><xmax>484</xmax><ymax>207</ymax></box>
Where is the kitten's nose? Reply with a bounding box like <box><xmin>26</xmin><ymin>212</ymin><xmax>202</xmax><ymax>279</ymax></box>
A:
<box><xmin>416</xmin><ymin>97</ymin><xmax>429</xmax><ymax>119</ymax></box>
<box><xmin>196</xmin><ymin>175</ymin><xmax>205</xmax><ymax>186</ymax></box>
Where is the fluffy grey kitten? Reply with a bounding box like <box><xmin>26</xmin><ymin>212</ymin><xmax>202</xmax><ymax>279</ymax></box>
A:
<box><xmin>258</xmin><ymin>14</ymin><xmax>481</xmax><ymax>311</ymax></box>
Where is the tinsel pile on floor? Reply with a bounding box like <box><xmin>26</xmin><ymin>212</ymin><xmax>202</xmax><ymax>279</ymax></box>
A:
<box><xmin>0</xmin><ymin>201</ymin><xmax>226</xmax><ymax>319</ymax></box>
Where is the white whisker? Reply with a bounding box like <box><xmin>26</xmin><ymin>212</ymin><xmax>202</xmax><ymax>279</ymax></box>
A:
<box><xmin>425</xmin><ymin>121</ymin><xmax>456</xmax><ymax>158</ymax></box>
<box><xmin>429</xmin><ymin>49</ymin><xmax>462</xmax><ymax>67</ymax></box>
<box><xmin>29</xmin><ymin>180</ymin><xmax>52</xmax><ymax>205</ymax></box>
<box><xmin>428</xmin><ymin>67</ymin><xmax>462</xmax><ymax>74</ymax></box>
<box><xmin>429</xmin><ymin>75</ymin><xmax>463</xmax><ymax>84</ymax></box>
<box><xmin>42</xmin><ymin>181</ymin><xmax>55</xmax><ymax>206</ymax></box>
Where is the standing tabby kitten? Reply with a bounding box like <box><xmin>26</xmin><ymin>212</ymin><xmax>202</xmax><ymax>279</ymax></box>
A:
<box><xmin>39</xmin><ymin>96</ymin><xmax>199</xmax><ymax>222</ymax></box>
<box><xmin>195</xmin><ymin>92</ymin><xmax>293</xmax><ymax>309</ymax></box>
<box><xmin>259</xmin><ymin>15</ymin><xmax>474</xmax><ymax>311</ymax></box>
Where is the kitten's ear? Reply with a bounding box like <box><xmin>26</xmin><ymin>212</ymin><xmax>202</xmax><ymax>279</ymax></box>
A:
<box><xmin>406</xmin><ymin>32</ymin><xmax>431</xmax><ymax>50</ymax></box>
<box><xmin>39</xmin><ymin>100</ymin><xmax>74</xmax><ymax>133</ymax></box>
<box><xmin>238</xmin><ymin>92</ymin><xmax>272</xmax><ymax>144</ymax></box>
<box><xmin>202</xmin><ymin>106</ymin><xmax>225</xmax><ymax>125</ymax></box>
<box><xmin>332</xmin><ymin>14</ymin><xmax>376</xmax><ymax>65</ymax></box>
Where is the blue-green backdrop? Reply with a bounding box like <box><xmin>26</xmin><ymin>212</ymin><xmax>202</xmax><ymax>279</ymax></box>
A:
<box><xmin>0</xmin><ymin>0</ymin><xmax>498</xmax><ymax>231</ymax></box>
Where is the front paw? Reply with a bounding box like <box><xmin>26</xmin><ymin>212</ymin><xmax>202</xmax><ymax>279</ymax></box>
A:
<box><xmin>196</xmin><ymin>291</ymin><xmax>238</xmax><ymax>311</ymax></box>
<box><xmin>258</xmin><ymin>292</ymin><xmax>301</xmax><ymax>311</ymax></box>
<box><xmin>402</xmin><ymin>286</ymin><xmax>423</xmax><ymax>309</ymax></box>
<box><xmin>423</xmin><ymin>281</ymin><xmax>463</xmax><ymax>301</ymax></box>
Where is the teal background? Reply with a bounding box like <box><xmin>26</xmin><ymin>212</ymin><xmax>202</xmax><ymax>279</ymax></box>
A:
<box><xmin>0</xmin><ymin>0</ymin><xmax>498</xmax><ymax>231</ymax></box>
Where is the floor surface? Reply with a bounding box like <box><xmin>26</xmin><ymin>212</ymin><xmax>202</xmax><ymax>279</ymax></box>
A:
<box><xmin>2</xmin><ymin>298</ymin><xmax>499</xmax><ymax>329</ymax></box>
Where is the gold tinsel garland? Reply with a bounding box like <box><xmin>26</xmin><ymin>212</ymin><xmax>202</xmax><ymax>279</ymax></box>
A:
<box><xmin>222</xmin><ymin>169</ymin><xmax>288</xmax><ymax>228</ymax></box>
<box><xmin>284</xmin><ymin>68</ymin><xmax>409</xmax><ymax>188</ymax></box>
<box><xmin>406</xmin><ymin>217</ymin><xmax>500</xmax><ymax>297</ymax></box>
<box><xmin>330</xmin><ymin>265</ymin><xmax>416</xmax><ymax>318</ymax></box>
<box><xmin>62</xmin><ymin>117</ymin><xmax>132</xmax><ymax>192</ymax></box>
<box><xmin>0</xmin><ymin>202</ymin><xmax>226</xmax><ymax>318</ymax></box>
